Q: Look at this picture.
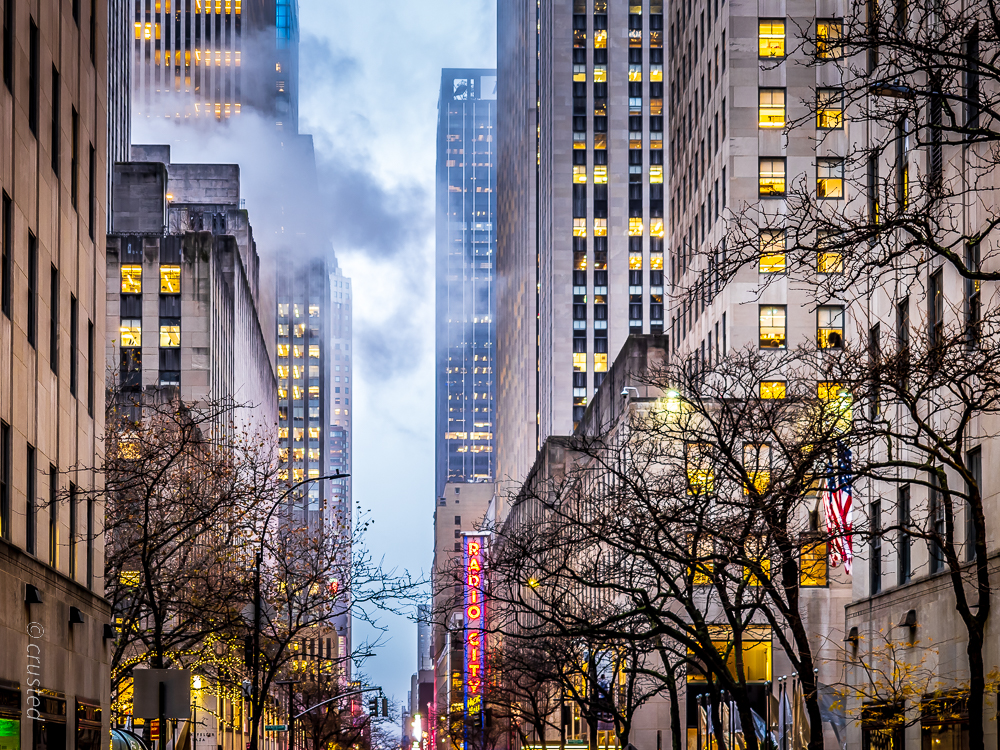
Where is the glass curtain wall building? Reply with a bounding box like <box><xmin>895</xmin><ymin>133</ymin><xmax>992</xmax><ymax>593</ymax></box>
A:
<box><xmin>131</xmin><ymin>0</ymin><xmax>298</xmax><ymax>129</ymax></box>
<box><xmin>435</xmin><ymin>69</ymin><xmax>498</xmax><ymax>498</ymax></box>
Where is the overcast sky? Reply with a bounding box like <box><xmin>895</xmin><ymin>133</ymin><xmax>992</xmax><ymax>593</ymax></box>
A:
<box><xmin>297</xmin><ymin>0</ymin><xmax>497</xmax><ymax>710</ymax></box>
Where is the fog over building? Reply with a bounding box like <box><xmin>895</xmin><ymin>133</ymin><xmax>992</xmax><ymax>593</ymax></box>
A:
<box><xmin>106</xmin><ymin>145</ymin><xmax>277</xmax><ymax>430</ymax></box>
<box><xmin>435</xmin><ymin>68</ymin><xmax>497</xmax><ymax>497</ymax></box>
<box><xmin>131</xmin><ymin>0</ymin><xmax>298</xmax><ymax>130</ymax></box>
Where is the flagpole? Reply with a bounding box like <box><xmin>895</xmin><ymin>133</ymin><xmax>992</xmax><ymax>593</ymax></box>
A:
<box><xmin>765</xmin><ymin>681</ymin><xmax>771</xmax><ymax>750</ymax></box>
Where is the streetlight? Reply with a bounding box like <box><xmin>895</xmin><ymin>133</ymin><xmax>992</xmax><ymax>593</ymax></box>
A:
<box><xmin>250</xmin><ymin>472</ymin><xmax>350</xmax><ymax>750</ymax></box>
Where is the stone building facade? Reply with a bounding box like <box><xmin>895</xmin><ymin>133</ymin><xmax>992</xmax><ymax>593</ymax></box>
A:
<box><xmin>0</xmin><ymin>0</ymin><xmax>116</xmax><ymax>747</ymax></box>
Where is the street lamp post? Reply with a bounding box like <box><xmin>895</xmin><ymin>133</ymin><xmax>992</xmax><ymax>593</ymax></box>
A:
<box><xmin>250</xmin><ymin>472</ymin><xmax>350</xmax><ymax>750</ymax></box>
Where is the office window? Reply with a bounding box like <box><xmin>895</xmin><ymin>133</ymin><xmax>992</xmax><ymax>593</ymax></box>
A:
<box><xmin>88</xmin><ymin>145</ymin><xmax>95</xmax><ymax>239</ymax></box>
<box><xmin>48</xmin><ymin>465</ymin><xmax>58</xmax><ymax>568</ymax></box>
<box><xmin>759</xmin><ymin>159</ymin><xmax>786</xmax><ymax>196</ymax></box>
<box><xmin>120</xmin><ymin>320</ymin><xmax>141</xmax><ymax>347</ymax></box>
<box><xmin>28</xmin><ymin>234</ymin><xmax>37</xmax><ymax>346</ymax></box>
<box><xmin>0</xmin><ymin>421</ymin><xmax>8</xmax><ymax>540</ymax></box>
<box><xmin>121</xmin><ymin>265</ymin><xmax>142</xmax><ymax>293</ymax></box>
<box><xmin>1</xmin><ymin>191</ymin><xmax>10</xmax><ymax>318</ymax></box>
<box><xmin>966</xmin><ymin>242</ymin><xmax>981</xmax><ymax>347</ymax></box>
<box><xmin>743</xmin><ymin>443</ymin><xmax>771</xmax><ymax>495</ymax></box>
<box><xmin>759</xmin><ymin>305</ymin><xmax>786</xmax><ymax>349</ymax></box>
<box><xmin>70</xmin><ymin>295</ymin><xmax>78</xmax><ymax>396</ymax></box>
<box><xmin>817</xmin><ymin>89</ymin><xmax>844</xmax><ymax>128</ymax></box>
<box><xmin>817</xmin><ymin>158</ymin><xmax>844</xmax><ymax>198</ymax></box>
<box><xmin>759</xmin><ymin>19</ymin><xmax>785</xmax><ymax>57</ymax></box>
<box><xmin>817</xmin><ymin>20</ymin><xmax>842</xmax><ymax>59</ymax></box>
<box><xmin>929</xmin><ymin>472</ymin><xmax>945</xmax><ymax>574</ymax></box>
<box><xmin>28</xmin><ymin>20</ymin><xmax>38</xmax><ymax>135</ymax></box>
<box><xmin>759</xmin><ymin>229</ymin><xmax>786</xmax><ymax>273</ymax></box>
<box><xmin>817</xmin><ymin>231</ymin><xmax>843</xmax><ymax>273</ymax></box>
<box><xmin>898</xmin><ymin>485</ymin><xmax>911</xmax><ymax>584</ymax></box>
<box><xmin>87</xmin><ymin>496</ymin><xmax>94</xmax><ymax>588</ymax></box>
<box><xmin>50</xmin><ymin>266</ymin><xmax>58</xmax><ymax>373</ymax></box>
<box><xmin>966</xmin><ymin>447</ymin><xmax>981</xmax><ymax>562</ymax></box>
<box><xmin>760</xmin><ymin>381</ymin><xmax>786</xmax><ymax>399</ymax></box>
<box><xmin>2</xmin><ymin>0</ymin><xmax>11</xmax><ymax>91</ymax></box>
<box><xmin>87</xmin><ymin>320</ymin><xmax>94</xmax><ymax>416</ymax></box>
<box><xmin>51</xmin><ymin>67</ymin><xmax>60</xmax><ymax>175</ymax></box>
<box><xmin>895</xmin><ymin>117</ymin><xmax>910</xmax><ymax>207</ymax></box>
<box><xmin>800</xmin><ymin>540</ymin><xmax>828</xmax><ymax>586</ymax></box>
<box><xmin>160</xmin><ymin>266</ymin><xmax>181</xmax><ymax>294</ymax></box>
<box><xmin>758</xmin><ymin>89</ymin><xmax>785</xmax><ymax>128</ymax></box>
<box><xmin>870</xmin><ymin>500</ymin><xmax>882</xmax><ymax>594</ymax></box>
<box><xmin>573</xmin><ymin>165</ymin><xmax>587</xmax><ymax>184</ymax></box>
<box><xmin>71</xmin><ymin>108</ymin><xmax>79</xmax><ymax>208</ymax></box>
<box><xmin>929</xmin><ymin>268</ymin><xmax>943</xmax><ymax>351</ymax></box>
<box><xmin>159</xmin><ymin>321</ymin><xmax>180</xmax><ymax>347</ymax></box>
<box><xmin>686</xmin><ymin>444</ymin><xmax>714</xmax><ymax>497</ymax></box>
<box><xmin>26</xmin><ymin>444</ymin><xmax>36</xmax><ymax>555</ymax></box>
<box><xmin>69</xmin><ymin>483</ymin><xmax>77</xmax><ymax>577</ymax></box>
<box><xmin>817</xmin><ymin>306</ymin><xmax>845</xmax><ymax>349</ymax></box>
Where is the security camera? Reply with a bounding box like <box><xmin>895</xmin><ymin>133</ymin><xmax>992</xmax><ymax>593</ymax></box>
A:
<box><xmin>621</xmin><ymin>386</ymin><xmax>639</xmax><ymax>398</ymax></box>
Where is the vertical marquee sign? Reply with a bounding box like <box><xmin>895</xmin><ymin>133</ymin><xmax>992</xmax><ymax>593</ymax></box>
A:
<box><xmin>462</xmin><ymin>532</ymin><xmax>488</xmax><ymax>749</ymax></box>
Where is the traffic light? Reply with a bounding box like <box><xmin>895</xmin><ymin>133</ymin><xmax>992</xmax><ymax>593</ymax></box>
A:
<box><xmin>368</xmin><ymin>698</ymin><xmax>378</xmax><ymax>716</ymax></box>
<box><xmin>382</xmin><ymin>698</ymin><xmax>389</xmax><ymax>719</ymax></box>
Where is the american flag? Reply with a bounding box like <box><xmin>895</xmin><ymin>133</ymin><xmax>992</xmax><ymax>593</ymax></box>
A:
<box><xmin>824</xmin><ymin>441</ymin><xmax>854</xmax><ymax>574</ymax></box>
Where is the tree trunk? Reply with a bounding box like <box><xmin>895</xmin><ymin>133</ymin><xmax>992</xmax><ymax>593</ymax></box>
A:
<box><xmin>967</xmin><ymin>630</ymin><xmax>986</xmax><ymax>750</ymax></box>
<box><xmin>667</xmin><ymin>682</ymin><xmax>682</xmax><ymax>750</ymax></box>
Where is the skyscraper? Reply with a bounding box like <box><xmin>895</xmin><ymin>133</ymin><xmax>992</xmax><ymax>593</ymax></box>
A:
<box><xmin>131</xmin><ymin>0</ymin><xmax>298</xmax><ymax>129</ymax></box>
<box><xmin>498</xmin><ymin>1</ymin><xmax>666</xmax><ymax>490</ymax></box>
<box><xmin>0</xmin><ymin>0</ymin><xmax>117</xmax><ymax>736</ymax></box>
<box><xmin>435</xmin><ymin>68</ymin><xmax>497</xmax><ymax>497</ymax></box>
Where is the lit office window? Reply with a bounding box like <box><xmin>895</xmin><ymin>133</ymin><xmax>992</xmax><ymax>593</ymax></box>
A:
<box><xmin>759</xmin><ymin>159</ymin><xmax>786</xmax><ymax>197</ymax></box>
<box><xmin>121</xmin><ymin>266</ymin><xmax>142</xmax><ymax>293</ymax></box>
<box><xmin>759</xmin><ymin>229</ymin><xmax>786</xmax><ymax>273</ymax></box>
<box><xmin>573</xmin><ymin>165</ymin><xmax>587</xmax><ymax>183</ymax></box>
<box><xmin>759</xmin><ymin>305</ymin><xmax>787</xmax><ymax>348</ymax></box>
<box><xmin>759</xmin><ymin>20</ymin><xmax>785</xmax><ymax>57</ymax></box>
<box><xmin>159</xmin><ymin>323</ymin><xmax>180</xmax><ymax>347</ymax></box>
<box><xmin>817</xmin><ymin>231</ymin><xmax>844</xmax><ymax>273</ymax></box>
<box><xmin>160</xmin><ymin>266</ymin><xmax>181</xmax><ymax>293</ymax></box>
<box><xmin>758</xmin><ymin>89</ymin><xmax>786</xmax><ymax>128</ymax></box>
<box><xmin>817</xmin><ymin>158</ymin><xmax>845</xmax><ymax>198</ymax></box>
<box><xmin>120</xmin><ymin>320</ymin><xmax>141</xmax><ymax>347</ymax></box>
<box><xmin>817</xmin><ymin>305</ymin><xmax>845</xmax><ymax>348</ymax></box>
<box><xmin>628</xmin><ymin>218</ymin><xmax>643</xmax><ymax>236</ymax></box>
<box><xmin>817</xmin><ymin>20</ymin><xmax>843</xmax><ymax>59</ymax></box>
<box><xmin>816</xmin><ymin>89</ymin><xmax>844</xmax><ymax>129</ymax></box>
<box><xmin>760</xmin><ymin>381</ymin><xmax>786</xmax><ymax>399</ymax></box>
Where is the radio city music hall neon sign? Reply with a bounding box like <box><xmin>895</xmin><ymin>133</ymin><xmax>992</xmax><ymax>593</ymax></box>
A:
<box><xmin>463</xmin><ymin>535</ymin><xmax>487</xmax><ymax>720</ymax></box>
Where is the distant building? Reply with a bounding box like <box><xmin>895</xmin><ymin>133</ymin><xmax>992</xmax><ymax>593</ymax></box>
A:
<box><xmin>106</xmin><ymin>144</ymin><xmax>277</xmax><ymax>429</ymax></box>
<box><xmin>435</xmin><ymin>69</ymin><xmax>497</xmax><ymax>497</ymax></box>
<box><xmin>131</xmin><ymin>0</ymin><xmax>299</xmax><ymax>130</ymax></box>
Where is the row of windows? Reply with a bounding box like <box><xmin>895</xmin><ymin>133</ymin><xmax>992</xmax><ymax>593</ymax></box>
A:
<box><xmin>118</xmin><ymin>320</ymin><xmax>180</xmax><ymax>348</ymax></box>
<box><xmin>757</xmin><ymin>88</ymin><xmax>845</xmax><ymax>130</ymax></box>
<box><xmin>758</xmin><ymin>304</ymin><xmax>844</xmax><ymax>349</ymax></box>
<box><xmin>757</xmin><ymin>18</ymin><xmax>843</xmax><ymax>60</ymax></box>
<box><xmin>277</xmin><ymin>302</ymin><xmax>321</xmax><ymax>319</ymax></box>
<box><xmin>277</xmin><ymin>344</ymin><xmax>321</xmax><ymax>358</ymax></box>
<box><xmin>758</xmin><ymin>230</ymin><xmax>844</xmax><ymax>274</ymax></box>
<box><xmin>121</xmin><ymin>265</ymin><xmax>181</xmax><ymax>294</ymax></box>
<box><xmin>758</xmin><ymin>158</ymin><xmax>844</xmax><ymax>199</ymax></box>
